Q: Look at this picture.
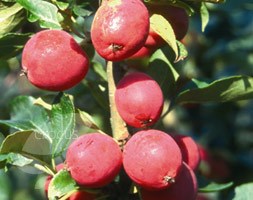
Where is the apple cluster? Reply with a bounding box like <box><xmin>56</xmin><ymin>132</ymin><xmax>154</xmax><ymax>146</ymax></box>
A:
<box><xmin>44</xmin><ymin>125</ymin><xmax>201</xmax><ymax>199</ymax></box>
<box><xmin>114</xmin><ymin>72</ymin><xmax>201</xmax><ymax>200</ymax></box>
<box><xmin>44</xmin><ymin>70</ymin><xmax>200</xmax><ymax>200</ymax></box>
<box><xmin>19</xmin><ymin>0</ymin><xmax>201</xmax><ymax>199</ymax></box>
<box><xmin>21</xmin><ymin>0</ymin><xmax>189</xmax><ymax>92</ymax></box>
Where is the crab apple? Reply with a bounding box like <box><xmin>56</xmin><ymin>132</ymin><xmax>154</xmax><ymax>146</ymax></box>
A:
<box><xmin>173</xmin><ymin>134</ymin><xmax>201</xmax><ymax>171</ymax></box>
<box><xmin>130</xmin><ymin>4</ymin><xmax>189</xmax><ymax>59</ymax></box>
<box><xmin>115</xmin><ymin>72</ymin><xmax>164</xmax><ymax>128</ymax></box>
<box><xmin>69</xmin><ymin>191</ymin><xmax>96</xmax><ymax>200</ymax></box>
<box><xmin>90</xmin><ymin>0</ymin><xmax>149</xmax><ymax>61</ymax></box>
<box><xmin>197</xmin><ymin>194</ymin><xmax>211</xmax><ymax>200</ymax></box>
<box><xmin>198</xmin><ymin>145</ymin><xmax>230</xmax><ymax>181</ymax></box>
<box><xmin>66</xmin><ymin>133</ymin><xmax>122</xmax><ymax>188</ymax></box>
<box><xmin>129</xmin><ymin>45</ymin><xmax>156</xmax><ymax>59</ymax></box>
<box><xmin>123</xmin><ymin>129</ymin><xmax>183</xmax><ymax>190</ymax></box>
<box><xmin>141</xmin><ymin>163</ymin><xmax>198</xmax><ymax>200</ymax></box>
<box><xmin>21</xmin><ymin>30</ymin><xmax>89</xmax><ymax>91</ymax></box>
<box><xmin>147</xmin><ymin>5</ymin><xmax>189</xmax><ymax>43</ymax></box>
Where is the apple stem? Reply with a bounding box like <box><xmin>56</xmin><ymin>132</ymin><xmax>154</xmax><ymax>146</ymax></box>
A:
<box><xmin>164</xmin><ymin>175</ymin><xmax>175</xmax><ymax>184</ymax></box>
<box><xmin>106</xmin><ymin>61</ymin><xmax>129</xmax><ymax>142</ymax></box>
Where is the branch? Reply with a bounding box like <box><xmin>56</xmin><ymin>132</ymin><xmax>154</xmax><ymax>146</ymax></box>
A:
<box><xmin>106</xmin><ymin>61</ymin><xmax>129</xmax><ymax>142</ymax></box>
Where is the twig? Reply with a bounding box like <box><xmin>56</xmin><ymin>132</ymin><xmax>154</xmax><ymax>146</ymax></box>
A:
<box><xmin>106</xmin><ymin>61</ymin><xmax>129</xmax><ymax>142</ymax></box>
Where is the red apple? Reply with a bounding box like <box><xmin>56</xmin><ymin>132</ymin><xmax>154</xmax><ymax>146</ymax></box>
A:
<box><xmin>91</xmin><ymin>0</ymin><xmax>149</xmax><ymax>61</ymax></box>
<box><xmin>123</xmin><ymin>129</ymin><xmax>182</xmax><ymax>190</ymax></box>
<box><xmin>22</xmin><ymin>30</ymin><xmax>89</xmax><ymax>91</ymax></box>
<box><xmin>115</xmin><ymin>72</ymin><xmax>164</xmax><ymax>128</ymax></box>
<box><xmin>66</xmin><ymin>133</ymin><xmax>122</xmax><ymax>188</ymax></box>
<box><xmin>141</xmin><ymin>163</ymin><xmax>198</xmax><ymax>200</ymax></box>
<box><xmin>173</xmin><ymin>134</ymin><xmax>201</xmax><ymax>171</ymax></box>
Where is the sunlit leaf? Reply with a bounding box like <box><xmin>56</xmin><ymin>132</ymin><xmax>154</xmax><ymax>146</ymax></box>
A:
<box><xmin>78</xmin><ymin>109</ymin><xmax>101</xmax><ymax>131</ymax></box>
<box><xmin>150</xmin><ymin>14</ymin><xmax>178</xmax><ymax>61</ymax></box>
<box><xmin>0</xmin><ymin>3</ymin><xmax>25</xmax><ymax>36</ymax></box>
<box><xmin>200</xmin><ymin>2</ymin><xmax>209</xmax><ymax>32</ymax></box>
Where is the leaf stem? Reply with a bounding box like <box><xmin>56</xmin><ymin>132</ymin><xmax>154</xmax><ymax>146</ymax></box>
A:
<box><xmin>34</xmin><ymin>163</ymin><xmax>55</xmax><ymax>176</ymax></box>
<box><xmin>106</xmin><ymin>61</ymin><xmax>129</xmax><ymax>141</ymax></box>
<box><xmin>52</xmin><ymin>158</ymin><xmax>56</xmax><ymax>172</ymax></box>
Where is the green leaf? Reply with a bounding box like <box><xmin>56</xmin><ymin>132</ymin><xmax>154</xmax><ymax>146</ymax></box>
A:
<box><xmin>55</xmin><ymin>0</ymin><xmax>69</xmax><ymax>11</ymax></box>
<box><xmin>199</xmin><ymin>181</ymin><xmax>233</xmax><ymax>193</ymax></box>
<box><xmin>176</xmin><ymin>40</ymin><xmax>188</xmax><ymax>61</ymax></box>
<box><xmin>148</xmin><ymin>49</ymin><xmax>179</xmax><ymax>98</ymax></box>
<box><xmin>0</xmin><ymin>96</ymin><xmax>52</xmax><ymax>142</ymax></box>
<box><xmin>0</xmin><ymin>133</ymin><xmax>4</xmax><ymax>145</ymax></box>
<box><xmin>92</xmin><ymin>61</ymin><xmax>107</xmax><ymax>81</ymax></box>
<box><xmin>16</xmin><ymin>0</ymin><xmax>61</xmax><ymax>29</ymax></box>
<box><xmin>233</xmin><ymin>182</ymin><xmax>253</xmax><ymax>200</ymax></box>
<box><xmin>83</xmin><ymin>80</ymin><xmax>109</xmax><ymax>110</ymax></box>
<box><xmin>48</xmin><ymin>169</ymin><xmax>77</xmax><ymax>200</ymax></box>
<box><xmin>176</xmin><ymin>75</ymin><xmax>253</xmax><ymax>104</ymax></box>
<box><xmin>0</xmin><ymin>130</ymin><xmax>51</xmax><ymax>166</ymax></box>
<box><xmin>34</xmin><ymin>97</ymin><xmax>52</xmax><ymax>110</ymax></box>
<box><xmin>0</xmin><ymin>152</ymin><xmax>33</xmax><ymax>167</ymax></box>
<box><xmin>200</xmin><ymin>2</ymin><xmax>209</xmax><ymax>32</ymax></box>
<box><xmin>0</xmin><ymin>32</ymin><xmax>32</xmax><ymax>59</ymax></box>
<box><xmin>78</xmin><ymin>109</ymin><xmax>101</xmax><ymax>131</ymax></box>
<box><xmin>0</xmin><ymin>3</ymin><xmax>23</xmax><ymax>18</ymax></box>
<box><xmin>150</xmin><ymin>14</ymin><xmax>178</xmax><ymax>61</ymax></box>
<box><xmin>0</xmin><ymin>170</ymin><xmax>11</xmax><ymax>200</ymax></box>
<box><xmin>51</xmin><ymin>94</ymin><xmax>75</xmax><ymax>158</ymax></box>
<box><xmin>73</xmin><ymin>4</ymin><xmax>92</xmax><ymax>17</ymax></box>
<box><xmin>1</xmin><ymin>0</ymin><xmax>16</xmax><ymax>2</ymax></box>
<box><xmin>27</xmin><ymin>11</ymin><xmax>39</xmax><ymax>22</ymax></box>
<box><xmin>0</xmin><ymin>3</ymin><xmax>25</xmax><ymax>37</ymax></box>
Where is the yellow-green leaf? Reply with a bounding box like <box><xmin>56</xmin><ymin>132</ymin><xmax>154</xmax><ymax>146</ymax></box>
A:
<box><xmin>0</xmin><ymin>3</ymin><xmax>25</xmax><ymax>36</ymax></box>
<box><xmin>150</xmin><ymin>14</ymin><xmax>178</xmax><ymax>61</ymax></box>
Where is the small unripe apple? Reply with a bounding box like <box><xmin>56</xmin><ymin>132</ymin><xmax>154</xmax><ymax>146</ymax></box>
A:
<box><xmin>91</xmin><ymin>0</ymin><xmax>149</xmax><ymax>61</ymax></box>
<box><xmin>173</xmin><ymin>134</ymin><xmax>201</xmax><ymax>171</ymax></box>
<box><xmin>22</xmin><ymin>30</ymin><xmax>89</xmax><ymax>91</ymax></box>
<box><xmin>66</xmin><ymin>133</ymin><xmax>122</xmax><ymax>188</ymax></box>
<box><xmin>115</xmin><ymin>72</ymin><xmax>164</xmax><ymax>128</ymax></box>
<box><xmin>123</xmin><ymin>129</ymin><xmax>182</xmax><ymax>190</ymax></box>
<box><xmin>141</xmin><ymin>162</ymin><xmax>198</xmax><ymax>200</ymax></box>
